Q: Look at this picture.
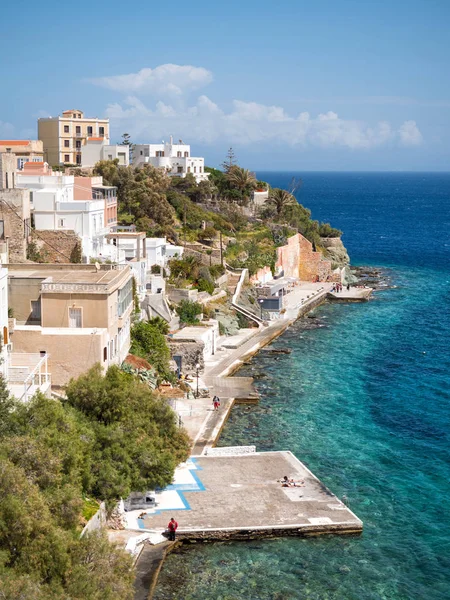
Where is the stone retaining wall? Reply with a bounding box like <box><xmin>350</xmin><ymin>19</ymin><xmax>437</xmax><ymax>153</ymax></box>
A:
<box><xmin>32</xmin><ymin>229</ymin><xmax>81</xmax><ymax>264</ymax></box>
<box><xmin>176</xmin><ymin>523</ymin><xmax>362</xmax><ymax>542</ymax></box>
<box><xmin>168</xmin><ymin>340</ymin><xmax>205</xmax><ymax>373</ymax></box>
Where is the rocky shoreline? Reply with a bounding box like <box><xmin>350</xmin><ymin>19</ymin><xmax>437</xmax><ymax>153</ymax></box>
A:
<box><xmin>145</xmin><ymin>265</ymin><xmax>383</xmax><ymax>599</ymax></box>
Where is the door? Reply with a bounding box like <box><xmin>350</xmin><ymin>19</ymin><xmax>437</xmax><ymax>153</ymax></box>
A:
<box><xmin>68</xmin><ymin>307</ymin><xmax>82</xmax><ymax>328</ymax></box>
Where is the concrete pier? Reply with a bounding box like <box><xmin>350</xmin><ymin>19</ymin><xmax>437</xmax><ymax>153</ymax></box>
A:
<box><xmin>138</xmin><ymin>452</ymin><xmax>362</xmax><ymax>540</ymax></box>
<box><xmin>328</xmin><ymin>287</ymin><xmax>373</xmax><ymax>302</ymax></box>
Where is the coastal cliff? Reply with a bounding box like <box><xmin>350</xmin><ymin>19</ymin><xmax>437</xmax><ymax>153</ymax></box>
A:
<box><xmin>320</xmin><ymin>237</ymin><xmax>350</xmax><ymax>269</ymax></box>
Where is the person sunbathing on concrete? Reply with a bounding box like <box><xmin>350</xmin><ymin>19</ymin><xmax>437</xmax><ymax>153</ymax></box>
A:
<box><xmin>279</xmin><ymin>476</ymin><xmax>304</xmax><ymax>487</ymax></box>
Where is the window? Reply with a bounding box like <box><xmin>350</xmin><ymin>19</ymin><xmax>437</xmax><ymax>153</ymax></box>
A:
<box><xmin>199</xmin><ymin>166</ymin><xmax>202</xmax><ymax>173</ymax></box>
<box><xmin>64</xmin><ymin>154</ymin><xmax>70</xmax><ymax>162</ymax></box>
<box><xmin>187</xmin><ymin>167</ymin><xmax>191</xmax><ymax>173</ymax></box>
<box><xmin>194</xmin><ymin>166</ymin><xmax>197</xmax><ymax>173</ymax></box>
<box><xmin>58</xmin><ymin>218</ymin><xmax>66</xmax><ymax>228</ymax></box>
<box><xmin>30</xmin><ymin>300</ymin><xmax>41</xmax><ymax>321</ymax></box>
<box><xmin>69</xmin><ymin>307</ymin><xmax>82</xmax><ymax>328</ymax></box>
<box><xmin>117</xmin><ymin>278</ymin><xmax>133</xmax><ymax>317</ymax></box>
<box><xmin>73</xmin><ymin>113</ymin><xmax>76</xmax><ymax>118</ymax></box>
<box><xmin>76</xmin><ymin>154</ymin><xmax>82</xmax><ymax>165</ymax></box>
<box><xmin>5</xmin><ymin>173</ymin><xmax>8</xmax><ymax>189</ymax></box>
<box><xmin>32</xmin><ymin>157</ymin><xmax>41</xmax><ymax>162</ymax></box>
<box><xmin>76</xmin><ymin>125</ymin><xmax>81</xmax><ymax>134</ymax></box>
<box><xmin>140</xmin><ymin>150</ymin><xmax>143</xmax><ymax>155</ymax></box>
<box><xmin>64</xmin><ymin>125</ymin><xmax>69</xmax><ymax>133</ymax></box>
<box><xmin>184</xmin><ymin>151</ymin><xmax>189</xmax><ymax>157</ymax></box>
<box><xmin>0</xmin><ymin>220</ymin><xmax>4</xmax><ymax>239</ymax></box>
<box><xmin>108</xmin><ymin>154</ymin><xmax>113</xmax><ymax>160</ymax></box>
<box><xmin>87</xmin><ymin>126</ymin><xmax>93</xmax><ymax>135</ymax></box>
<box><xmin>64</xmin><ymin>140</ymin><xmax>70</xmax><ymax>147</ymax></box>
<box><xmin>177</xmin><ymin>151</ymin><xmax>182</xmax><ymax>157</ymax></box>
<box><xmin>155</xmin><ymin>151</ymin><xmax>164</xmax><ymax>157</ymax></box>
<box><xmin>99</xmin><ymin>126</ymin><xmax>105</xmax><ymax>136</ymax></box>
<box><xmin>76</xmin><ymin>141</ymin><xmax>81</xmax><ymax>149</ymax></box>
<box><xmin>177</xmin><ymin>166</ymin><xmax>183</xmax><ymax>173</ymax></box>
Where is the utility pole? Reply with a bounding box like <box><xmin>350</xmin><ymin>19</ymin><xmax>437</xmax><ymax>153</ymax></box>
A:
<box><xmin>183</xmin><ymin>197</ymin><xmax>187</xmax><ymax>247</ymax></box>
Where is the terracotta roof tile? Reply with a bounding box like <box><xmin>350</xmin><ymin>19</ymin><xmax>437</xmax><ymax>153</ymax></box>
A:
<box><xmin>0</xmin><ymin>140</ymin><xmax>31</xmax><ymax>146</ymax></box>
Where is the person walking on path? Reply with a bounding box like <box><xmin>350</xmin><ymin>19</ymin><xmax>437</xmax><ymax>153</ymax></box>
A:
<box><xmin>167</xmin><ymin>517</ymin><xmax>178</xmax><ymax>541</ymax></box>
<box><xmin>213</xmin><ymin>395</ymin><xmax>221</xmax><ymax>411</ymax></box>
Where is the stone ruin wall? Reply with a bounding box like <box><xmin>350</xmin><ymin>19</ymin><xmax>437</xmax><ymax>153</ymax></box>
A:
<box><xmin>168</xmin><ymin>339</ymin><xmax>205</xmax><ymax>375</ymax></box>
<box><xmin>0</xmin><ymin>189</ymin><xmax>31</xmax><ymax>262</ymax></box>
<box><xmin>32</xmin><ymin>230</ymin><xmax>81</xmax><ymax>264</ymax></box>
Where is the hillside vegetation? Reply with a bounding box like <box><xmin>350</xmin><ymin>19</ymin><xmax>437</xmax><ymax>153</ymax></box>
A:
<box><xmin>0</xmin><ymin>368</ymin><xmax>189</xmax><ymax>598</ymax></box>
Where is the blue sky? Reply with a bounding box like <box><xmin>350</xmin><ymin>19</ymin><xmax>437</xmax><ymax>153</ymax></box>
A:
<box><xmin>1</xmin><ymin>0</ymin><xmax>449</xmax><ymax>170</ymax></box>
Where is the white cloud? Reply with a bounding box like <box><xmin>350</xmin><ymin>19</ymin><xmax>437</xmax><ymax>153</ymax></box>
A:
<box><xmin>91</xmin><ymin>64</ymin><xmax>423</xmax><ymax>149</ymax></box>
<box><xmin>105</xmin><ymin>95</ymin><xmax>421</xmax><ymax>149</ymax></box>
<box><xmin>87</xmin><ymin>64</ymin><xmax>213</xmax><ymax>96</ymax></box>
<box><xmin>398</xmin><ymin>120</ymin><xmax>423</xmax><ymax>146</ymax></box>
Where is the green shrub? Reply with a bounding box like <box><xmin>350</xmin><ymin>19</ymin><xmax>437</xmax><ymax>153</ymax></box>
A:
<box><xmin>130</xmin><ymin>321</ymin><xmax>171</xmax><ymax>375</ymax></box>
<box><xmin>197</xmin><ymin>278</ymin><xmax>215</xmax><ymax>295</ymax></box>
<box><xmin>176</xmin><ymin>300</ymin><xmax>203</xmax><ymax>325</ymax></box>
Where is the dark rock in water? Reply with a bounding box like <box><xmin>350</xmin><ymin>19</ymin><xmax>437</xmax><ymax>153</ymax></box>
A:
<box><xmin>351</xmin><ymin>266</ymin><xmax>393</xmax><ymax>290</ymax></box>
<box><xmin>261</xmin><ymin>347</ymin><xmax>292</xmax><ymax>355</ymax></box>
<box><xmin>253</xmin><ymin>372</ymin><xmax>269</xmax><ymax>380</ymax></box>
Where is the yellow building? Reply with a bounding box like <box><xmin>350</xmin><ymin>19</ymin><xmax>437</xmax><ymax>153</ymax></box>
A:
<box><xmin>0</xmin><ymin>140</ymin><xmax>44</xmax><ymax>170</ymax></box>
<box><xmin>8</xmin><ymin>263</ymin><xmax>133</xmax><ymax>387</ymax></box>
<box><xmin>38</xmin><ymin>109</ymin><xmax>110</xmax><ymax>167</ymax></box>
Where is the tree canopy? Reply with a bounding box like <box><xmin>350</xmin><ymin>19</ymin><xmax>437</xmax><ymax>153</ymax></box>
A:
<box><xmin>0</xmin><ymin>367</ymin><xmax>190</xmax><ymax>598</ymax></box>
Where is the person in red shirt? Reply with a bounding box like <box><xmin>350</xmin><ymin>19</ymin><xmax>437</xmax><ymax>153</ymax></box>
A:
<box><xmin>167</xmin><ymin>517</ymin><xmax>178</xmax><ymax>541</ymax></box>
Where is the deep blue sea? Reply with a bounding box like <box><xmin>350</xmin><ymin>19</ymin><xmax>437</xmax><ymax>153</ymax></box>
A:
<box><xmin>154</xmin><ymin>173</ymin><xmax>450</xmax><ymax>600</ymax></box>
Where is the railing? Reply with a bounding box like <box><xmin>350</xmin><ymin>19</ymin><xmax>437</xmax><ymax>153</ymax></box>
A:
<box><xmin>8</xmin><ymin>353</ymin><xmax>51</xmax><ymax>402</ymax></box>
<box><xmin>231</xmin><ymin>268</ymin><xmax>263</xmax><ymax>325</ymax></box>
<box><xmin>92</xmin><ymin>226</ymin><xmax>111</xmax><ymax>237</ymax></box>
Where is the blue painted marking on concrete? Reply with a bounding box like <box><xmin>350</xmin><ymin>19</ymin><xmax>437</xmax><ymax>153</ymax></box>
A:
<box><xmin>145</xmin><ymin>461</ymin><xmax>206</xmax><ymax>515</ymax></box>
<box><xmin>189</xmin><ymin>467</ymin><xmax>206</xmax><ymax>491</ymax></box>
<box><xmin>188</xmin><ymin>457</ymin><xmax>203</xmax><ymax>471</ymax></box>
<box><xmin>137</xmin><ymin>518</ymin><xmax>145</xmax><ymax>529</ymax></box>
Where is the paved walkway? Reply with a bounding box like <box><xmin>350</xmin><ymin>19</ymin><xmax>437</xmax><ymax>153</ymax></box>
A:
<box><xmin>176</xmin><ymin>283</ymin><xmax>333</xmax><ymax>454</ymax></box>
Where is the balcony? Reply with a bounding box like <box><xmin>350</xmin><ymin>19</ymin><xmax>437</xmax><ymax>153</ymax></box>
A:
<box><xmin>7</xmin><ymin>353</ymin><xmax>51</xmax><ymax>402</ymax></box>
<box><xmin>92</xmin><ymin>226</ymin><xmax>111</xmax><ymax>238</ymax></box>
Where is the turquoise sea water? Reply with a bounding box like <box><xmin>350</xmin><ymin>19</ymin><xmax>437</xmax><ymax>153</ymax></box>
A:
<box><xmin>154</xmin><ymin>173</ymin><xmax>450</xmax><ymax>600</ymax></box>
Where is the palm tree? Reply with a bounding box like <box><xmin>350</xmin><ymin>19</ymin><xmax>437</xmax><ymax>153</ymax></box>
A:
<box><xmin>226</xmin><ymin>166</ymin><xmax>256</xmax><ymax>202</ymax></box>
<box><xmin>266</xmin><ymin>188</ymin><xmax>296</xmax><ymax>215</ymax></box>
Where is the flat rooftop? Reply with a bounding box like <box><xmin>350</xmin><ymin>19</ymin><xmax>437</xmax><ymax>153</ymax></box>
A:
<box><xmin>7</xmin><ymin>264</ymin><xmax>130</xmax><ymax>291</ymax></box>
<box><xmin>134</xmin><ymin>451</ymin><xmax>362</xmax><ymax>538</ymax></box>
<box><xmin>106</xmin><ymin>231</ymin><xmax>146</xmax><ymax>240</ymax></box>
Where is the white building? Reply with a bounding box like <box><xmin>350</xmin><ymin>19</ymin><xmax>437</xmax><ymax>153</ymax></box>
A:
<box><xmin>17</xmin><ymin>170</ymin><xmax>118</xmax><ymax>263</ymax></box>
<box><xmin>133</xmin><ymin>136</ymin><xmax>209</xmax><ymax>183</ymax></box>
<box><xmin>81</xmin><ymin>138</ymin><xmax>130</xmax><ymax>168</ymax></box>
<box><xmin>107</xmin><ymin>233</ymin><xmax>183</xmax><ymax>271</ymax></box>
